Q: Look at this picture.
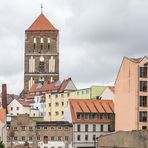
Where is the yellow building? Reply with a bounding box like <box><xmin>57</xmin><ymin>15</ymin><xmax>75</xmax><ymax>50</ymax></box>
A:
<box><xmin>44</xmin><ymin>91</ymin><xmax>75</xmax><ymax>121</ymax></box>
<box><xmin>44</xmin><ymin>86</ymin><xmax>107</xmax><ymax>121</ymax></box>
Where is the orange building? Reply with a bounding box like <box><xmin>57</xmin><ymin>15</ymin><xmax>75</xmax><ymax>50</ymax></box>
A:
<box><xmin>115</xmin><ymin>56</ymin><xmax>148</xmax><ymax>131</ymax></box>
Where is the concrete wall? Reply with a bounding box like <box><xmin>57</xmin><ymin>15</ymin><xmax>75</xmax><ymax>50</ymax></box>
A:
<box><xmin>97</xmin><ymin>130</ymin><xmax>148</xmax><ymax>148</ymax></box>
<box><xmin>100</xmin><ymin>87</ymin><xmax>114</xmax><ymax>101</ymax></box>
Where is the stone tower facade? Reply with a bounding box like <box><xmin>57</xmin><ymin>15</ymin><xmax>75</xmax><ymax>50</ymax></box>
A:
<box><xmin>24</xmin><ymin>13</ymin><xmax>59</xmax><ymax>94</ymax></box>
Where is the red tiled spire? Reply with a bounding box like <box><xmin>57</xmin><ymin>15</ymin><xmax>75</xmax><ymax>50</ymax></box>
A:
<box><xmin>26</xmin><ymin>13</ymin><xmax>58</xmax><ymax>31</ymax></box>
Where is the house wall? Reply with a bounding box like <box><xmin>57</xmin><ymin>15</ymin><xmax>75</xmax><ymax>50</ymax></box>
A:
<box><xmin>100</xmin><ymin>87</ymin><xmax>114</xmax><ymax>100</ymax></box>
<box><xmin>7</xmin><ymin>99</ymin><xmax>30</xmax><ymax>116</ymax></box>
<box><xmin>73</xmin><ymin>123</ymin><xmax>110</xmax><ymax>148</ymax></box>
<box><xmin>0</xmin><ymin>121</ymin><xmax>6</xmax><ymax>147</ymax></box>
<box><xmin>115</xmin><ymin>57</ymin><xmax>148</xmax><ymax>131</ymax></box>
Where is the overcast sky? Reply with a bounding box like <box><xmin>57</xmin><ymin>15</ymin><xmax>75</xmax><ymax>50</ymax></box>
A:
<box><xmin>0</xmin><ymin>0</ymin><xmax>147</xmax><ymax>94</ymax></box>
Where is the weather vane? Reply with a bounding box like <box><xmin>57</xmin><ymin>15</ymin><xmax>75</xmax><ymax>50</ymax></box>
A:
<box><xmin>41</xmin><ymin>3</ymin><xmax>43</xmax><ymax>14</ymax></box>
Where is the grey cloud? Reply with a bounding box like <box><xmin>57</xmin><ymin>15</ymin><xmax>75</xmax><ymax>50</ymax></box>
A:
<box><xmin>0</xmin><ymin>0</ymin><xmax>147</xmax><ymax>94</ymax></box>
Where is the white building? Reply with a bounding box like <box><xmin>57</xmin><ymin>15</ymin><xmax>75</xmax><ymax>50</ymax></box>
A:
<box><xmin>7</xmin><ymin>99</ymin><xmax>30</xmax><ymax>116</ymax></box>
<box><xmin>100</xmin><ymin>86</ymin><xmax>115</xmax><ymax>101</ymax></box>
<box><xmin>64</xmin><ymin>99</ymin><xmax>115</xmax><ymax>148</ymax></box>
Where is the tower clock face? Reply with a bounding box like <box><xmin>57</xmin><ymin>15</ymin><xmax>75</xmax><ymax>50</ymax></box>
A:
<box><xmin>40</xmin><ymin>56</ymin><xmax>44</xmax><ymax>62</ymax></box>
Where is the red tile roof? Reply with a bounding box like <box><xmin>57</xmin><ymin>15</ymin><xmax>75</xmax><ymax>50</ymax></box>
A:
<box><xmin>16</xmin><ymin>99</ymin><xmax>30</xmax><ymax>107</ymax></box>
<box><xmin>26</xmin><ymin>78</ymin><xmax>74</xmax><ymax>100</ymax></box>
<box><xmin>26</xmin><ymin>14</ymin><xmax>58</xmax><ymax>31</ymax></box>
<box><xmin>69</xmin><ymin>99</ymin><xmax>114</xmax><ymax>123</ymax></box>
<box><xmin>0</xmin><ymin>108</ymin><xmax>6</xmax><ymax>123</ymax></box>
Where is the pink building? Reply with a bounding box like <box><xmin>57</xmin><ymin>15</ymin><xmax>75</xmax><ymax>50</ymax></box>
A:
<box><xmin>115</xmin><ymin>56</ymin><xmax>148</xmax><ymax>131</ymax></box>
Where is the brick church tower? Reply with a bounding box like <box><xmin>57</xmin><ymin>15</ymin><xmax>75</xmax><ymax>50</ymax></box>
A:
<box><xmin>24</xmin><ymin>13</ymin><xmax>59</xmax><ymax>94</ymax></box>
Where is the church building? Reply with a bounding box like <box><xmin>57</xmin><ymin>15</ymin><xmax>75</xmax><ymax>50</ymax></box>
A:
<box><xmin>24</xmin><ymin>12</ymin><xmax>59</xmax><ymax>94</ymax></box>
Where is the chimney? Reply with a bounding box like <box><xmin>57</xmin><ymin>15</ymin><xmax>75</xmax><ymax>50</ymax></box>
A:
<box><xmin>2</xmin><ymin>84</ymin><xmax>7</xmax><ymax>112</ymax></box>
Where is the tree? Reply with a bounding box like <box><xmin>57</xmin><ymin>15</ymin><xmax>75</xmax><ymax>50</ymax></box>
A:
<box><xmin>0</xmin><ymin>141</ymin><xmax>5</xmax><ymax>148</ymax></box>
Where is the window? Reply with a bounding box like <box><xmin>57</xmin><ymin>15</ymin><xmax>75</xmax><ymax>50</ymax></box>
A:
<box><xmin>92</xmin><ymin>114</ymin><xmax>96</xmax><ymax>119</ymax></box>
<box><xmin>49</xmin><ymin>95</ymin><xmax>51</xmax><ymax>98</ymax></box>
<box><xmin>61</xmin><ymin>94</ymin><xmax>64</xmax><ymax>97</ymax></box>
<box><xmin>100</xmin><ymin>125</ymin><xmax>104</xmax><ymax>132</ymax></box>
<box><xmin>93</xmin><ymin>135</ymin><xmax>96</xmax><ymax>141</ymax></box>
<box><xmin>41</xmin><ymin>38</ymin><xmax>44</xmax><ymax>43</ymax></box>
<box><xmin>33</xmin><ymin>38</ymin><xmax>36</xmax><ymax>49</ymax></box>
<box><xmin>22</xmin><ymin>136</ymin><xmax>25</xmax><ymax>141</ymax></box>
<box><xmin>49</xmin><ymin>103</ymin><xmax>51</xmax><ymax>107</ymax></box>
<box><xmin>37</xmin><ymin>136</ymin><xmax>40</xmax><ymax>141</ymax></box>
<box><xmin>140</xmin><ymin>67</ymin><xmax>147</xmax><ymax>78</ymax></box>
<box><xmin>84</xmin><ymin>114</ymin><xmax>89</xmax><ymax>120</ymax></box>
<box><xmin>77</xmin><ymin>135</ymin><xmax>80</xmax><ymax>141</ymax></box>
<box><xmin>37</xmin><ymin>126</ymin><xmax>40</xmax><ymax>130</ymax></box>
<box><xmin>61</xmin><ymin>111</ymin><xmax>64</xmax><ymax>115</ymax></box>
<box><xmin>51</xmin><ymin>136</ymin><xmax>55</xmax><ymax>141</ymax></box>
<box><xmin>140</xmin><ymin>81</ymin><xmax>147</xmax><ymax>92</ymax></box>
<box><xmin>17</xmin><ymin>107</ymin><xmax>19</xmax><ymax>110</ymax></box>
<box><xmin>49</xmin><ymin>112</ymin><xmax>51</xmax><ymax>116</ymax></box>
<box><xmin>77</xmin><ymin>113</ymin><xmax>81</xmax><ymax>119</ymax></box>
<box><xmin>85</xmin><ymin>124</ymin><xmax>88</xmax><ymax>132</ymax></box>
<box><xmin>142</xmin><ymin>126</ymin><xmax>147</xmax><ymax>130</ymax></box>
<box><xmin>13</xmin><ymin>127</ymin><xmax>17</xmax><ymax>130</ymax></box>
<box><xmin>29</xmin><ymin>136</ymin><xmax>32</xmax><ymax>141</ymax></box>
<box><xmin>39</xmin><ymin>61</ymin><xmax>45</xmax><ymax>73</ymax></box>
<box><xmin>61</xmin><ymin>102</ymin><xmax>64</xmax><ymax>106</ymax></box>
<box><xmin>67</xmin><ymin>93</ymin><xmax>70</xmax><ymax>97</ymax></box>
<box><xmin>14</xmin><ymin>137</ymin><xmax>17</xmax><ymax>141</ymax></box>
<box><xmin>55</xmin><ymin>102</ymin><xmax>59</xmax><ymax>106</ymax></box>
<box><xmin>55</xmin><ymin>111</ymin><xmax>59</xmax><ymax>116</ymax></box>
<box><xmin>65</xmin><ymin>126</ymin><xmax>69</xmax><ymax>130</ymax></box>
<box><xmin>77</xmin><ymin>124</ymin><xmax>81</xmax><ymax>132</ymax></box>
<box><xmin>140</xmin><ymin>96</ymin><xmax>147</xmax><ymax>107</ymax></box>
<box><xmin>55</xmin><ymin>94</ymin><xmax>58</xmax><ymax>98</ymax></box>
<box><xmin>65</xmin><ymin>136</ymin><xmax>69</xmax><ymax>141</ymax></box>
<box><xmin>29</xmin><ymin>127</ymin><xmax>33</xmax><ymax>130</ymax></box>
<box><xmin>43</xmin><ymin>136</ymin><xmax>48</xmax><ymax>144</ymax></box>
<box><xmin>58</xmin><ymin>136</ymin><xmax>62</xmax><ymax>141</ymax></box>
<box><xmin>44</xmin><ymin>126</ymin><xmax>48</xmax><ymax>130</ymax></box>
<box><xmin>139</xmin><ymin>111</ymin><xmax>147</xmax><ymax>122</ymax></box>
<box><xmin>85</xmin><ymin>135</ymin><xmax>88</xmax><ymax>141</ymax></box>
<box><xmin>11</xmin><ymin>107</ymin><xmax>13</xmax><ymax>111</ymax></box>
<box><xmin>93</xmin><ymin>124</ymin><xmax>96</xmax><ymax>132</ymax></box>
<box><xmin>48</xmin><ymin>38</ymin><xmax>50</xmax><ymax>50</ymax></box>
<box><xmin>108</xmin><ymin>125</ymin><xmax>111</xmax><ymax>132</ymax></box>
<box><xmin>21</xmin><ymin>126</ymin><xmax>25</xmax><ymax>131</ymax></box>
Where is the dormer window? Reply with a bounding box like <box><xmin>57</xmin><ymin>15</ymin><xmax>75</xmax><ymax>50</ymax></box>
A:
<box><xmin>77</xmin><ymin>113</ymin><xmax>81</xmax><ymax>120</ymax></box>
<box><xmin>84</xmin><ymin>114</ymin><xmax>89</xmax><ymax>120</ymax></box>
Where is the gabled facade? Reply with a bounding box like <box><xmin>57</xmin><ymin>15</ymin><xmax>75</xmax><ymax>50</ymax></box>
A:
<box><xmin>115</xmin><ymin>56</ymin><xmax>148</xmax><ymax>131</ymax></box>
<box><xmin>64</xmin><ymin>99</ymin><xmax>115</xmax><ymax>148</ymax></box>
<box><xmin>24</xmin><ymin>13</ymin><xmax>59</xmax><ymax>94</ymax></box>
<box><xmin>100</xmin><ymin>86</ymin><xmax>115</xmax><ymax>101</ymax></box>
<box><xmin>7</xmin><ymin>99</ymin><xmax>30</xmax><ymax>116</ymax></box>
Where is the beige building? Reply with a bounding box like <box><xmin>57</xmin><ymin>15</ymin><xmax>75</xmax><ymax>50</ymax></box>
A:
<box><xmin>97</xmin><ymin>130</ymin><xmax>148</xmax><ymax>148</ymax></box>
<box><xmin>7</xmin><ymin>114</ymin><xmax>73</xmax><ymax>148</ymax></box>
<box><xmin>115</xmin><ymin>56</ymin><xmax>148</xmax><ymax>131</ymax></box>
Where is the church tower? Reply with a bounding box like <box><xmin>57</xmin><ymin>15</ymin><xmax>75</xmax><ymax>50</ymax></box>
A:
<box><xmin>24</xmin><ymin>13</ymin><xmax>59</xmax><ymax>94</ymax></box>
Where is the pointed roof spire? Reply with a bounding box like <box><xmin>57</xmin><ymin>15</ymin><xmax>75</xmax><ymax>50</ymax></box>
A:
<box><xmin>26</xmin><ymin>13</ymin><xmax>58</xmax><ymax>31</ymax></box>
<box><xmin>41</xmin><ymin>3</ymin><xmax>43</xmax><ymax>14</ymax></box>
